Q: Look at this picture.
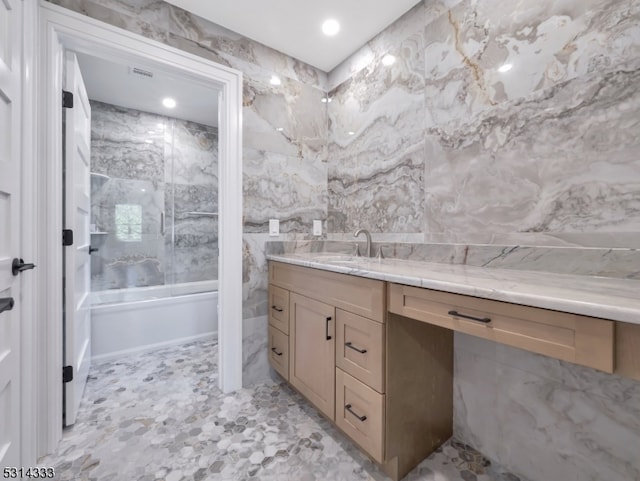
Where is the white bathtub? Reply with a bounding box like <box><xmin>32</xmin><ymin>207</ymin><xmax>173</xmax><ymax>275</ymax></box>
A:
<box><xmin>91</xmin><ymin>281</ymin><xmax>218</xmax><ymax>361</ymax></box>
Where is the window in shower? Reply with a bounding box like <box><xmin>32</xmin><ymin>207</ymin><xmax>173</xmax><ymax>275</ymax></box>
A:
<box><xmin>115</xmin><ymin>204</ymin><xmax>142</xmax><ymax>242</ymax></box>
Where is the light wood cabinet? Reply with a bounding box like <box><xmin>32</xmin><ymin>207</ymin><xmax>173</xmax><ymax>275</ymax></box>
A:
<box><xmin>268</xmin><ymin>261</ymin><xmax>453</xmax><ymax>481</ymax></box>
<box><xmin>615</xmin><ymin>322</ymin><xmax>640</xmax><ymax>381</ymax></box>
<box><xmin>289</xmin><ymin>292</ymin><xmax>336</xmax><ymax>420</ymax></box>
<box><xmin>388</xmin><ymin>283</ymin><xmax>615</xmax><ymax>373</ymax></box>
<box><xmin>269</xmin><ymin>259</ymin><xmax>639</xmax><ymax>480</ymax></box>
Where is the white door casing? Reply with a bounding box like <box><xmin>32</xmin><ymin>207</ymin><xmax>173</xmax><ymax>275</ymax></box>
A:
<box><xmin>0</xmin><ymin>0</ymin><xmax>23</xmax><ymax>468</ymax></box>
<box><xmin>39</xmin><ymin>2</ymin><xmax>243</xmax><ymax>455</ymax></box>
<box><xmin>62</xmin><ymin>51</ymin><xmax>92</xmax><ymax>427</ymax></box>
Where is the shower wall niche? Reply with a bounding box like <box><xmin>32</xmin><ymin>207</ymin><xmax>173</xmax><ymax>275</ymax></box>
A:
<box><xmin>90</xmin><ymin>100</ymin><xmax>218</xmax><ymax>294</ymax></box>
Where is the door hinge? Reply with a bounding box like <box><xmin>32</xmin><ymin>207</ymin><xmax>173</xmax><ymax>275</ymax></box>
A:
<box><xmin>62</xmin><ymin>90</ymin><xmax>74</xmax><ymax>108</ymax></box>
<box><xmin>63</xmin><ymin>366</ymin><xmax>74</xmax><ymax>383</ymax></box>
<box><xmin>62</xmin><ymin>229</ymin><xmax>74</xmax><ymax>246</ymax></box>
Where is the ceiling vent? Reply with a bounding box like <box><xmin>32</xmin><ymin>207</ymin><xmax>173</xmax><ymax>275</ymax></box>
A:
<box><xmin>130</xmin><ymin>67</ymin><xmax>154</xmax><ymax>79</ymax></box>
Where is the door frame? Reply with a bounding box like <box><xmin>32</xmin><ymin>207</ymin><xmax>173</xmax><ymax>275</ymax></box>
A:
<box><xmin>37</xmin><ymin>1</ymin><xmax>244</xmax><ymax>454</ymax></box>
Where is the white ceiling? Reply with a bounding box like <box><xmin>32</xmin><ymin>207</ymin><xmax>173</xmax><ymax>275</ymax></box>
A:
<box><xmin>163</xmin><ymin>0</ymin><xmax>422</xmax><ymax>72</ymax></box>
<box><xmin>76</xmin><ymin>52</ymin><xmax>219</xmax><ymax>127</ymax></box>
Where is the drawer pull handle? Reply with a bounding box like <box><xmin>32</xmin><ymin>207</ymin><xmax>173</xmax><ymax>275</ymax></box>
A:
<box><xmin>345</xmin><ymin>404</ymin><xmax>367</xmax><ymax>422</ymax></box>
<box><xmin>448</xmin><ymin>310</ymin><xmax>491</xmax><ymax>324</ymax></box>
<box><xmin>326</xmin><ymin>316</ymin><xmax>332</xmax><ymax>340</ymax></box>
<box><xmin>271</xmin><ymin>305</ymin><xmax>284</xmax><ymax>312</ymax></box>
<box><xmin>271</xmin><ymin>347</ymin><xmax>283</xmax><ymax>356</ymax></box>
<box><xmin>345</xmin><ymin>342</ymin><xmax>367</xmax><ymax>354</ymax></box>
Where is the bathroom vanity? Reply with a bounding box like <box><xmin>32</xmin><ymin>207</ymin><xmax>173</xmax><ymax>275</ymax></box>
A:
<box><xmin>266</xmin><ymin>255</ymin><xmax>640</xmax><ymax>480</ymax></box>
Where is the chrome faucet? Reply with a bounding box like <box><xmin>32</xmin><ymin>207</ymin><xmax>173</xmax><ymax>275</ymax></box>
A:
<box><xmin>354</xmin><ymin>228</ymin><xmax>373</xmax><ymax>257</ymax></box>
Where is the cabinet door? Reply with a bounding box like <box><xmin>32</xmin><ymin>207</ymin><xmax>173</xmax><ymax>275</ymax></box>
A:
<box><xmin>289</xmin><ymin>293</ymin><xmax>335</xmax><ymax>420</ymax></box>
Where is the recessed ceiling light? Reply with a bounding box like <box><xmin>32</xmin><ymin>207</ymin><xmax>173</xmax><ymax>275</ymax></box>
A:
<box><xmin>276</xmin><ymin>127</ymin><xmax>284</xmax><ymax>132</ymax></box>
<box><xmin>498</xmin><ymin>63</ymin><xmax>513</xmax><ymax>73</ymax></box>
<box><xmin>145</xmin><ymin>139</ymin><xmax>154</xmax><ymax>144</ymax></box>
<box><xmin>348</xmin><ymin>131</ymin><xmax>355</xmax><ymax>136</ymax></box>
<box><xmin>148</xmin><ymin>130</ymin><xmax>155</xmax><ymax>135</ymax></box>
<box><xmin>162</xmin><ymin>97</ymin><xmax>176</xmax><ymax>108</ymax></box>
<box><xmin>270</xmin><ymin>75</ymin><xmax>281</xmax><ymax>86</ymax></box>
<box><xmin>382</xmin><ymin>54</ymin><xmax>396</xmax><ymax>66</ymax></box>
<box><xmin>322</xmin><ymin>19</ymin><xmax>340</xmax><ymax>36</ymax></box>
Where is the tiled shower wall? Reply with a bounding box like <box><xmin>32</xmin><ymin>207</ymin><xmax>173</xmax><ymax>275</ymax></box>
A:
<box><xmin>90</xmin><ymin>100</ymin><xmax>218</xmax><ymax>291</ymax></box>
<box><xmin>327</xmin><ymin>2</ymin><xmax>640</xmax><ymax>480</ymax></box>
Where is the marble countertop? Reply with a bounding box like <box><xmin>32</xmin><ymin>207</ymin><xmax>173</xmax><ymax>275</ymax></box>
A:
<box><xmin>266</xmin><ymin>253</ymin><xmax>640</xmax><ymax>325</ymax></box>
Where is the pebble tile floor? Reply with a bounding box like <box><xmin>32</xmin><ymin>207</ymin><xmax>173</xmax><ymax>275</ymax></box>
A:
<box><xmin>41</xmin><ymin>339</ymin><xmax>522</xmax><ymax>481</ymax></box>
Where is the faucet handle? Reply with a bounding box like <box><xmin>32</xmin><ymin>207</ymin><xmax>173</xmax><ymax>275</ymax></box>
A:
<box><xmin>353</xmin><ymin>243</ymin><xmax>361</xmax><ymax>257</ymax></box>
<box><xmin>376</xmin><ymin>246</ymin><xmax>384</xmax><ymax>260</ymax></box>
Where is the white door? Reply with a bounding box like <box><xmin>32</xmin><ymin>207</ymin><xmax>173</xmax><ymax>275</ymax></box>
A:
<box><xmin>63</xmin><ymin>51</ymin><xmax>92</xmax><ymax>426</ymax></box>
<box><xmin>0</xmin><ymin>0</ymin><xmax>23</xmax><ymax>467</ymax></box>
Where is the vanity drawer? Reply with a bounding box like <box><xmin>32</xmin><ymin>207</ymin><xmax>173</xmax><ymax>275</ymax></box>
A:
<box><xmin>269</xmin><ymin>285</ymin><xmax>290</xmax><ymax>334</ymax></box>
<box><xmin>388</xmin><ymin>283</ymin><xmax>614</xmax><ymax>373</ymax></box>
<box><xmin>335</xmin><ymin>368</ymin><xmax>385</xmax><ymax>463</ymax></box>
<box><xmin>269</xmin><ymin>261</ymin><xmax>385</xmax><ymax>322</ymax></box>
<box><xmin>268</xmin><ymin>325</ymin><xmax>289</xmax><ymax>380</ymax></box>
<box><xmin>336</xmin><ymin>309</ymin><xmax>385</xmax><ymax>393</ymax></box>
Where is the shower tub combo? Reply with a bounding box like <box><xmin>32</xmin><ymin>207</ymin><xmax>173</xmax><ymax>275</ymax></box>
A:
<box><xmin>88</xmin><ymin>100</ymin><xmax>219</xmax><ymax>360</ymax></box>
<box><xmin>91</xmin><ymin>281</ymin><xmax>217</xmax><ymax>361</ymax></box>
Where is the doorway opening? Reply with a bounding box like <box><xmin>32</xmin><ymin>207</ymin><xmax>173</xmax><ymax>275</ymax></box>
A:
<box><xmin>39</xmin><ymin>2</ymin><xmax>243</xmax><ymax>452</ymax></box>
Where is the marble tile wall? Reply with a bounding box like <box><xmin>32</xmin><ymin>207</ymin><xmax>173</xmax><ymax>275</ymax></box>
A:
<box><xmin>327</xmin><ymin>2</ymin><xmax>426</xmax><ymax>234</ymax></box>
<box><xmin>454</xmin><ymin>332</ymin><xmax>640</xmax><ymax>481</ymax></box>
<box><xmin>328</xmin><ymin>0</ymin><xmax>640</xmax><ymax>250</ymax></box>
<box><xmin>90</xmin><ymin>100</ymin><xmax>218</xmax><ymax>290</ymax></box>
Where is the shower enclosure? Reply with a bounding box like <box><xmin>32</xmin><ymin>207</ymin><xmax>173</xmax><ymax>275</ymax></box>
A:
<box><xmin>89</xmin><ymin>100</ymin><xmax>218</xmax><ymax>300</ymax></box>
<box><xmin>88</xmin><ymin>100</ymin><xmax>219</xmax><ymax>358</ymax></box>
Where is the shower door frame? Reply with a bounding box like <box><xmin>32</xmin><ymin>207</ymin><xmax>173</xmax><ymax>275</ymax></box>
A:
<box><xmin>37</xmin><ymin>1</ymin><xmax>243</xmax><ymax>455</ymax></box>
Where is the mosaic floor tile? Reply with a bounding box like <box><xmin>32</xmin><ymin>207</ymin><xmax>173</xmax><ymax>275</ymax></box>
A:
<box><xmin>41</xmin><ymin>339</ymin><xmax>521</xmax><ymax>481</ymax></box>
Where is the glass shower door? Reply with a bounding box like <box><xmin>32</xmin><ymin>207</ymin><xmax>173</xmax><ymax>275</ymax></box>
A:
<box><xmin>164</xmin><ymin>117</ymin><xmax>219</xmax><ymax>295</ymax></box>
